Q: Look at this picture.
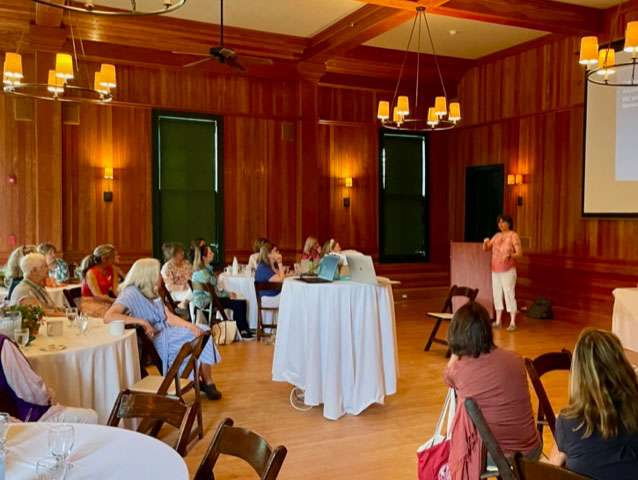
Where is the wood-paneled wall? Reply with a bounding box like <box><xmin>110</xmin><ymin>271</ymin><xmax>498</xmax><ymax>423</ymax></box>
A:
<box><xmin>430</xmin><ymin>35</ymin><xmax>638</xmax><ymax>313</ymax></box>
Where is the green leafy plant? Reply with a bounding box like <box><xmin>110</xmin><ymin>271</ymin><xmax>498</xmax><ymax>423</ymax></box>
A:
<box><xmin>1</xmin><ymin>304</ymin><xmax>44</xmax><ymax>337</ymax></box>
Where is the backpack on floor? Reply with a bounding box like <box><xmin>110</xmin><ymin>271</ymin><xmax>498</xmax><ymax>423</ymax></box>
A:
<box><xmin>526</xmin><ymin>297</ymin><xmax>553</xmax><ymax>319</ymax></box>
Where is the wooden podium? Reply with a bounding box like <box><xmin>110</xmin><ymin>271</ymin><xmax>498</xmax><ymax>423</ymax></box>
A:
<box><xmin>450</xmin><ymin>242</ymin><xmax>494</xmax><ymax>318</ymax></box>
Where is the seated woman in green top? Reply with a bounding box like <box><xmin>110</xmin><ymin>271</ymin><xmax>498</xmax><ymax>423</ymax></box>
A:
<box><xmin>191</xmin><ymin>244</ymin><xmax>251</xmax><ymax>338</ymax></box>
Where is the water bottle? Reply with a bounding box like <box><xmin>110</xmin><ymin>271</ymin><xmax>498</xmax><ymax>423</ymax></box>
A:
<box><xmin>232</xmin><ymin>257</ymin><xmax>239</xmax><ymax>276</ymax></box>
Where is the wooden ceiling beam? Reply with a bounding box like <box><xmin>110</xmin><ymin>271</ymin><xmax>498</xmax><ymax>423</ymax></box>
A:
<box><xmin>428</xmin><ymin>0</ymin><xmax>602</xmax><ymax>35</ymax></box>
<box><xmin>34</xmin><ymin>0</ymin><xmax>64</xmax><ymax>27</ymax></box>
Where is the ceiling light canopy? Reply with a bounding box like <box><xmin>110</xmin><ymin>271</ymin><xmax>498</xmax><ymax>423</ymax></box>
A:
<box><xmin>32</xmin><ymin>0</ymin><xmax>187</xmax><ymax>16</ymax></box>
<box><xmin>377</xmin><ymin>7</ymin><xmax>461</xmax><ymax>132</ymax></box>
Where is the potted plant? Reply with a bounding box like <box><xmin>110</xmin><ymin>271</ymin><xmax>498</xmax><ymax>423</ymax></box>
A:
<box><xmin>1</xmin><ymin>304</ymin><xmax>44</xmax><ymax>339</ymax></box>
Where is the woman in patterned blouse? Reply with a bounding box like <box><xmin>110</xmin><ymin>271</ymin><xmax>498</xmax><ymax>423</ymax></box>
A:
<box><xmin>37</xmin><ymin>243</ymin><xmax>69</xmax><ymax>285</ymax></box>
<box><xmin>160</xmin><ymin>243</ymin><xmax>192</xmax><ymax>308</ymax></box>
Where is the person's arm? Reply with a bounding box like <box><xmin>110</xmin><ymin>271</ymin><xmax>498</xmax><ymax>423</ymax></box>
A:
<box><xmin>268</xmin><ymin>255</ymin><xmax>286</xmax><ymax>282</ymax></box>
<box><xmin>510</xmin><ymin>232</ymin><xmax>523</xmax><ymax>260</ymax></box>
<box><xmin>85</xmin><ymin>270</ymin><xmax>112</xmax><ymax>302</ymax></box>
<box><xmin>548</xmin><ymin>444</ymin><xmax>567</xmax><ymax>467</ymax></box>
<box><xmin>104</xmin><ymin>302</ymin><xmax>157</xmax><ymax>338</ymax></box>
<box><xmin>18</xmin><ymin>296</ymin><xmax>65</xmax><ymax>317</ymax></box>
<box><xmin>483</xmin><ymin>235</ymin><xmax>495</xmax><ymax>251</ymax></box>
<box><xmin>1</xmin><ymin>340</ymin><xmax>52</xmax><ymax>406</ymax></box>
<box><xmin>164</xmin><ymin>307</ymin><xmax>202</xmax><ymax>336</ymax></box>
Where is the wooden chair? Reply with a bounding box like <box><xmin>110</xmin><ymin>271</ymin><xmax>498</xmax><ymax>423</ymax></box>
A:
<box><xmin>159</xmin><ymin>277</ymin><xmax>179</xmax><ymax>314</ymax></box>
<box><xmin>254</xmin><ymin>282</ymin><xmax>283</xmax><ymax>341</ymax></box>
<box><xmin>129</xmin><ymin>333</ymin><xmax>211</xmax><ymax>448</ymax></box>
<box><xmin>424</xmin><ymin>285</ymin><xmax>479</xmax><ymax>352</ymax></box>
<box><xmin>464</xmin><ymin>398</ymin><xmax>517</xmax><ymax>480</ymax></box>
<box><xmin>194</xmin><ymin>417</ymin><xmax>288</xmax><ymax>480</ymax></box>
<box><xmin>129</xmin><ymin>324</ymin><xmax>164</xmax><ymax>378</ymax></box>
<box><xmin>188</xmin><ymin>279</ymin><xmax>228</xmax><ymax>325</ymax></box>
<box><xmin>524</xmin><ymin>350</ymin><xmax>572</xmax><ymax>440</ymax></box>
<box><xmin>513</xmin><ymin>453</ymin><xmax>589</xmax><ymax>480</ymax></box>
<box><xmin>62</xmin><ymin>286</ymin><xmax>82</xmax><ymax>309</ymax></box>
<box><xmin>107</xmin><ymin>390</ymin><xmax>194</xmax><ymax>456</ymax></box>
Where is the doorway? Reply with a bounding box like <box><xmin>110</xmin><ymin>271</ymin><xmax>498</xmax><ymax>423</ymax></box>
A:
<box><xmin>464</xmin><ymin>164</ymin><xmax>504</xmax><ymax>242</ymax></box>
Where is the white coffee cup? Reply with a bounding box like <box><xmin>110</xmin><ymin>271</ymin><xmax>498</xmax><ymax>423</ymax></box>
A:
<box><xmin>109</xmin><ymin>320</ymin><xmax>125</xmax><ymax>337</ymax></box>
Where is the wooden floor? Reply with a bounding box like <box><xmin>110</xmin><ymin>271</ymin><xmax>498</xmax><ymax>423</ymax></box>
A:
<box><xmin>180</xmin><ymin>296</ymin><xmax>611</xmax><ymax>479</ymax></box>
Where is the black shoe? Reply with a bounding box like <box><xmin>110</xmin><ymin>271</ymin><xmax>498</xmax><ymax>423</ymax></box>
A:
<box><xmin>202</xmin><ymin>383</ymin><xmax>222</xmax><ymax>400</ymax></box>
<box><xmin>241</xmin><ymin>330</ymin><xmax>253</xmax><ymax>339</ymax></box>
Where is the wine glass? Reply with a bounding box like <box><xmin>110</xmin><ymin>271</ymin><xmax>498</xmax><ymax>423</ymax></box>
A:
<box><xmin>65</xmin><ymin>308</ymin><xmax>78</xmax><ymax>330</ymax></box>
<box><xmin>48</xmin><ymin>425</ymin><xmax>75</xmax><ymax>467</ymax></box>
<box><xmin>0</xmin><ymin>412</ymin><xmax>9</xmax><ymax>452</ymax></box>
<box><xmin>14</xmin><ymin>328</ymin><xmax>29</xmax><ymax>349</ymax></box>
<box><xmin>36</xmin><ymin>457</ymin><xmax>66</xmax><ymax>480</ymax></box>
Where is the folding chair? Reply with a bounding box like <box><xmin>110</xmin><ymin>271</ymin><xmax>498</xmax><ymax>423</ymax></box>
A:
<box><xmin>425</xmin><ymin>285</ymin><xmax>479</xmax><ymax>352</ymax></box>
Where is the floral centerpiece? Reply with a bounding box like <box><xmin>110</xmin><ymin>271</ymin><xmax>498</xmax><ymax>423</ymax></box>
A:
<box><xmin>0</xmin><ymin>304</ymin><xmax>44</xmax><ymax>339</ymax></box>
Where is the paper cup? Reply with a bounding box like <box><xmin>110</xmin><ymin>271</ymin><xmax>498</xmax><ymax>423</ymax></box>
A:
<box><xmin>109</xmin><ymin>320</ymin><xmax>125</xmax><ymax>336</ymax></box>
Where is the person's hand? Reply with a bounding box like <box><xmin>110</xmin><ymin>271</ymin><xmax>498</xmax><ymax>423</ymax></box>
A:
<box><xmin>140</xmin><ymin>320</ymin><xmax>156</xmax><ymax>339</ymax></box>
<box><xmin>229</xmin><ymin>292</ymin><xmax>237</xmax><ymax>300</ymax></box>
<box><xmin>483</xmin><ymin>238</ymin><xmax>490</xmax><ymax>244</ymax></box>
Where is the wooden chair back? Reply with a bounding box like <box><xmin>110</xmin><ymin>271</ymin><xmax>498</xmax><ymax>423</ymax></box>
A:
<box><xmin>63</xmin><ymin>286</ymin><xmax>82</xmax><ymax>309</ymax></box>
<box><xmin>254</xmin><ymin>282</ymin><xmax>283</xmax><ymax>310</ymax></box>
<box><xmin>202</xmin><ymin>282</ymin><xmax>229</xmax><ymax>323</ymax></box>
<box><xmin>157</xmin><ymin>333</ymin><xmax>210</xmax><ymax>397</ymax></box>
<box><xmin>107</xmin><ymin>390</ymin><xmax>193</xmax><ymax>456</ymax></box>
<box><xmin>464</xmin><ymin>398</ymin><xmax>517</xmax><ymax>480</ymax></box>
<box><xmin>524</xmin><ymin>349</ymin><xmax>572</xmax><ymax>439</ymax></box>
<box><xmin>513</xmin><ymin>453</ymin><xmax>589</xmax><ymax>480</ymax></box>
<box><xmin>194</xmin><ymin>418</ymin><xmax>288</xmax><ymax>480</ymax></box>
<box><xmin>159</xmin><ymin>277</ymin><xmax>178</xmax><ymax>314</ymax></box>
<box><xmin>441</xmin><ymin>284</ymin><xmax>479</xmax><ymax>313</ymax></box>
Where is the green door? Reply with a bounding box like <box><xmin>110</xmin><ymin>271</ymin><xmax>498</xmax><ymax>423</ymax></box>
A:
<box><xmin>153</xmin><ymin>112</ymin><xmax>223</xmax><ymax>262</ymax></box>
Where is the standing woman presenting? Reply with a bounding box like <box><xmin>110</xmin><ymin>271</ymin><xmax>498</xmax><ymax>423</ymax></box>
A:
<box><xmin>483</xmin><ymin>214</ymin><xmax>523</xmax><ymax>331</ymax></box>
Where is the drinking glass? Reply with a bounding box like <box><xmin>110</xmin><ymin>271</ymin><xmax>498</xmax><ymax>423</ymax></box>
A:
<box><xmin>14</xmin><ymin>328</ymin><xmax>29</xmax><ymax>349</ymax></box>
<box><xmin>36</xmin><ymin>457</ymin><xmax>66</xmax><ymax>480</ymax></box>
<box><xmin>65</xmin><ymin>308</ymin><xmax>78</xmax><ymax>330</ymax></box>
<box><xmin>78</xmin><ymin>315</ymin><xmax>90</xmax><ymax>336</ymax></box>
<box><xmin>48</xmin><ymin>425</ymin><xmax>75</xmax><ymax>467</ymax></box>
<box><xmin>0</xmin><ymin>412</ymin><xmax>9</xmax><ymax>451</ymax></box>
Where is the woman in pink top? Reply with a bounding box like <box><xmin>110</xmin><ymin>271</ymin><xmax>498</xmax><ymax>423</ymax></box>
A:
<box><xmin>446</xmin><ymin>302</ymin><xmax>541</xmax><ymax>468</ymax></box>
<box><xmin>483</xmin><ymin>214</ymin><xmax>522</xmax><ymax>331</ymax></box>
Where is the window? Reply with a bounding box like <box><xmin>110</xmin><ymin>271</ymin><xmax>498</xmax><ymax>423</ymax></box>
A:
<box><xmin>379</xmin><ymin>131</ymin><xmax>428</xmax><ymax>262</ymax></box>
<box><xmin>152</xmin><ymin>111</ymin><xmax>223</xmax><ymax>262</ymax></box>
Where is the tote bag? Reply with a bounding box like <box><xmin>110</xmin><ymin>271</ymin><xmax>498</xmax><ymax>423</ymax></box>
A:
<box><xmin>417</xmin><ymin>388</ymin><xmax>457</xmax><ymax>480</ymax></box>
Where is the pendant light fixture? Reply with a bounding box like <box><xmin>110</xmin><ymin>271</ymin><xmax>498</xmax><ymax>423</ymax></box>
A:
<box><xmin>377</xmin><ymin>7</ymin><xmax>461</xmax><ymax>132</ymax></box>
<box><xmin>578</xmin><ymin>2</ymin><xmax>638</xmax><ymax>87</ymax></box>
<box><xmin>32</xmin><ymin>0</ymin><xmax>187</xmax><ymax>16</ymax></box>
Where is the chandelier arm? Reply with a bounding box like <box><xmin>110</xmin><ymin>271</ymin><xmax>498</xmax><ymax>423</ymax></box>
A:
<box><xmin>415</xmin><ymin>12</ymin><xmax>421</xmax><ymax>110</ymax></box>
<box><xmin>31</xmin><ymin>0</ymin><xmax>187</xmax><ymax>16</ymax></box>
<box><xmin>392</xmin><ymin>12</ymin><xmax>419</xmax><ymax>109</ymax></box>
<box><xmin>423</xmin><ymin>9</ymin><xmax>447</xmax><ymax>99</ymax></box>
<box><xmin>69</xmin><ymin>15</ymin><xmax>81</xmax><ymax>81</ymax></box>
<box><xmin>221</xmin><ymin>0</ymin><xmax>224</xmax><ymax>47</ymax></box>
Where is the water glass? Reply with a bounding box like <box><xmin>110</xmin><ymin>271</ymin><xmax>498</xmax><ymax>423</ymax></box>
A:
<box><xmin>48</xmin><ymin>425</ymin><xmax>75</xmax><ymax>465</ymax></box>
<box><xmin>0</xmin><ymin>413</ymin><xmax>9</xmax><ymax>451</ymax></box>
<box><xmin>13</xmin><ymin>328</ymin><xmax>29</xmax><ymax>349</ymax></box>
<box><xmin>78</xmin><ymin>315</ymin><xmax>90</xmax><ymax>336</ymax></box>
<box><xmin>65</xmin><ymin>308</ymin><xmax>78</xmax><ymax>329</ymax></box>
<box><xmin>35</xmin><ymin>457</ymin><xmax>65</xmax><ymax>480</ymax></box>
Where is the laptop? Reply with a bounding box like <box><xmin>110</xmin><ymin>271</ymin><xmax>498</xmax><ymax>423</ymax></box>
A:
<box><xmin>297</xmin><ymin>255</ymin><xmax>340</xmax><ymax>284</ymax></box>
<box><xmin>346</xmin><ymin>255</ymin><xmax>378</xmax><ymax>285</ymax></box>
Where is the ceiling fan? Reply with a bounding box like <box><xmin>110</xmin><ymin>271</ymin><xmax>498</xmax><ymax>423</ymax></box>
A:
<box><xmin>172</xmin><ymin>0</ymin><xmax>273</xmax><ymax>71</ymax></box>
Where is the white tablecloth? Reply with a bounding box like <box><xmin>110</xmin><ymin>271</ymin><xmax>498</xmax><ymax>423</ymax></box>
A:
<box><xmin>5</xmin><ymin>423</ymin><xmax>188</xmax><ymax>479</ymax></box>
<box><xmin>25</xmin><ymin>319</ymin><xmax>141</xmax><ymax>423</ymax></box>
<box><xmin>218</xmin><ymin>273</ymin><xmax>258</xmax><ymax>329</ymax></box>
<box><xmin>612</xmin><ymin>288</ymin><xmax>638</xmax><ymax>351</ymax></box>
<box><xmin>45</xmin><ymin>285</ymin><xmax>78</xmax><ymax>309</ymax></box>
<box><xmin>272</xmin><ymin>279</ymin><xmax>398</xmax><ymax>420</ymax></box>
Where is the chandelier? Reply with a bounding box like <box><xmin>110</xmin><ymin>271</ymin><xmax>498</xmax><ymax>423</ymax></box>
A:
<box><xmin>377</xmin><ymin>7</ymin><xmax>461</xmax><ymax>132</ymax></box>
<box><xmin>32</xmin><ymin>0</ymin><xmax>187</xmax><ymax>16</ymax></box>
<box><xmin>578</xmin><ymin>6</ymin><xmax>638</xmax><ymax>87</ymax></box>
<box><xmin>3</xmin><ymin>52</ymin><xmax>115</xmax><ymax>103</ymax></box>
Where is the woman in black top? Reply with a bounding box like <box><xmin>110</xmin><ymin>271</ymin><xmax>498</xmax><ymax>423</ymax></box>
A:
<box><xmin>549</xmin><ymin>328</ymin><xmax>638</xmax><ymax>480</ymax></box>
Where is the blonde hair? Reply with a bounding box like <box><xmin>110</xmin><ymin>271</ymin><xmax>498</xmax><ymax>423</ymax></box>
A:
<box><xmin>80</xmin><ymin>244</ymin><xmax>117</xmax><ymax>277</ymax></box>
<box><xmin>253</xmin><ymin>237</ymin><xmax>268</xmax><ymax>254</ymax></box>
<box><xmin>36</xmin><ymin>242</ymin><xmax>57</xmax><ymax>256</ymax></box>
<box><xmin>119</xmin><ymin>258</ymin><xmax>160</xmax><ymax>299</ymax></box>
<box><xmin>20</xmin><ymin>253</ymin><xmax>47</xmax><ymax>277</ymax></box>
<box><xmin>5</xmin><ymin>245</ymin><xmax>36</xmax><ymax>280</ymax></box>
<box><xmin>257</xmin><ymin>242</ymin><xmax>276</xmax><ymax>265</ymax></box>
<box><xmin>192</xmin><ymin>244</ymin><xmax>212</xmax><ymax>271</ymax></box>
<box><xmin>562</xmin><ymin>328</ymin><xmax>638</xmax><ymax>439</ymax></box>
<box><xmin>322</xmin><ymin>239</ymin><xmax>336</xmax><ymax>256</ymax></box>
<box><xmin>303</xmin><ymin>236</ymin><xmax>318</xmax><ymax>255</ymax></box>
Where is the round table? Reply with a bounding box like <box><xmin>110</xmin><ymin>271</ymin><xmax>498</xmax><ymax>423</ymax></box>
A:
<box><xmin>5</xmin><ymin>423</ymin><xmax>189</xmax><ymax>479</ymax></box>
<box><xmin>272</xmin><ymin>278</ymin><xmax>398</xmax><ymax>420</ymax></box>
<box><xmin>45</xmin><ymin>285</ymin><xmax>79</xmax><ymax>309</ymax></box>
<box><xmin>25</xmin><ymin>319</ymin><xmax>141</xmax><ymax>424</ymax></box>
<box><xmin>218</xmin><ymin>273</ymin><xmax>258</xmax><ymax>329</ymax></box>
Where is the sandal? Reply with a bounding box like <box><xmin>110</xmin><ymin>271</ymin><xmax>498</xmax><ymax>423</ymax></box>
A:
<box><xmin>506</xmin><ymin>324</ymin><xmax>517</xmax><ymax>332</ymax></box>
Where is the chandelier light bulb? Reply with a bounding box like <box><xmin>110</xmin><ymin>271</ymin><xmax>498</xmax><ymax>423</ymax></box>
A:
<box><xmin>397</xmin><ymin>96</ymin><xmax>409</xmax><ymax>116</ymax></box>
<box><xmin>579</xmin><ymin>36</ymin><xmax>599</xmax><ymax>66</ymax></box>
<box><xmin>448</xmin><ymin>102</ymin><xmax>461</xmax><ymax>123</ymax></box>
<box><xmin>377</xmin><ymin>101</ymin><xmax>390</xmax><ymax>121</ymax></box>
<box><xmin>596</xmin><ymin>48</ymin><xmax>616</xmax><ymax>77</ymax></box>
<box><xmin>3</xmin><ymin>53</ymin><xmax>23</xmax><ymax>79</ymax></box>
<box><xmin>434</xmin><ymin>96</ymin><xmax>447</xmax><ymax>117</ymax></box>
<box><xmin>625</xmin><ymin>22</ymin><xmax>638</xmax><ymax>56</ymax></box>
<box><xmin>427</xmin><ymin>107</ymin><xmax>439</xmax><ymax>127</ymax></box>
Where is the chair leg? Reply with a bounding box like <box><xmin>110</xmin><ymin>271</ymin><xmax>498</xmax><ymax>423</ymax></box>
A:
<box><xmin>257</xmin><ymin>309</ymin><xmax>263</xmax><ymax>341</ymax></box>
<box><xmin>424</xmin><ymin>318</ymin><xmax>443</xmax><ymax>351</ymax></box>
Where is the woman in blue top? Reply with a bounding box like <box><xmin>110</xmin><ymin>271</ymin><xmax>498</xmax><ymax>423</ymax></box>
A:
<box><xmin>255</xmin><ymin>242</ymin><xmax>286</xmax><ymax>302</ymax></box>
<box><xmin>191</xmin><ymin>244</ymin><xmax>251</xmax><ymax>338</ymax></box>
<box><xmin>105</xmin><ymin>258</ymin><xmax>222</xmax><ymax>400</ymax></box>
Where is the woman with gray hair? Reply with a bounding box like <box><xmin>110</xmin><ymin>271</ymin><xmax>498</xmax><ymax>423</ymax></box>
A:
<box><xmin>105</xmin><ymin>258</ymin><xmax>222</xmax><ymax>400</ymax></box>
<box><xmin>9</xmin><ymin>253</ymin><xmax>64</xmax><ymax>316</ymax></box>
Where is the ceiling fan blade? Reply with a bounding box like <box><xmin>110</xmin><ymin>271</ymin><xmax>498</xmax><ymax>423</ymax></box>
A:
<box><xmin>183</xmin><ymin>57</ymin><xmax>213</xmax><ymax>68</ymax></box>
<box><xmin>172</xmin><ymin>51</ymin><xmax>209</xmax><ymax>57</ymax></box>
<box><xmin>241</xmin><ymin>56</ymin><xmax>274</xmax><ymax>66</ymax></box>
<box><xmin>225</xmin><ymin>56</ymin><xmax>246</xmax><ymax>71</ymax></box>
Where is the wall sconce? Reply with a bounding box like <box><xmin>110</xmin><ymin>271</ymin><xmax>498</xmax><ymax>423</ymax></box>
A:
<box><xmin>103</xmin><ymin>167</ymin><xmax>113</xmax><ymax>202</ymax></box>
<box><xmin>343</xmin><ymin>177</ymin><xmax>353</xmax><ymax>208</ymax></box>
<box><xmin>506</xmin><ymin>173</ymin><xmax>525</xmax><ymax>206</ymax></box>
